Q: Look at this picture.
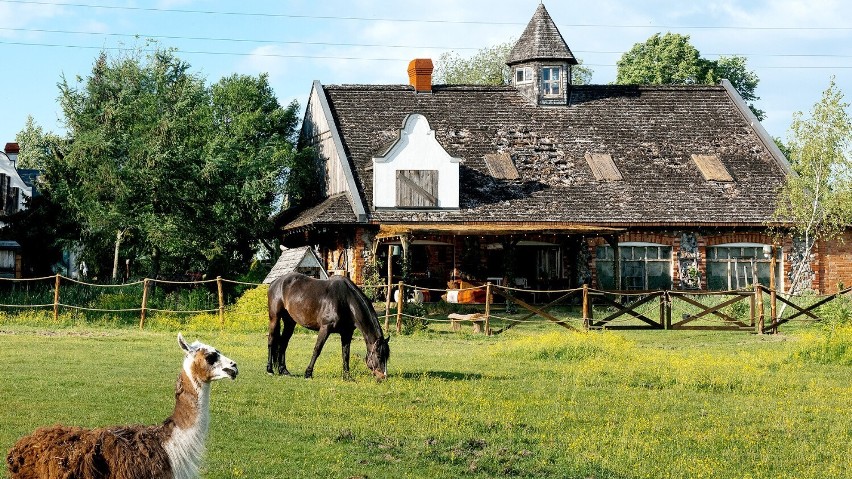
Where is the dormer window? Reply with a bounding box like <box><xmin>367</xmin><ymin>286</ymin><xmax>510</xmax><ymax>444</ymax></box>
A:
<box><xmin>515</xmin><ymin>67</ymin><xmax>533</xmax><ymax>84</ymax></box>
<box><xmin>542</xmin><ymin>66</ymin><xmax>561</xmax><ymax>96</ymax></box>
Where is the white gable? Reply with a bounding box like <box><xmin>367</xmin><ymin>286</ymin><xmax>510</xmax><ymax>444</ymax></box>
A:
<box><xmin>372</xmin><ymin>114</ymin><xmax>460</xmax><ymax>209</ymax></box>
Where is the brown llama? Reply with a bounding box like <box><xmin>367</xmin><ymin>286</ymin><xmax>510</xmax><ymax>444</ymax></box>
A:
<box><xmin>6</xmin><ymin>334</ymin><xmax>238</xmax><ymax>479</ymax></box>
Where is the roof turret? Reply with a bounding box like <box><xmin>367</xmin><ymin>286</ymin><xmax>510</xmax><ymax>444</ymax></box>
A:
<box><xmin>506</xmin><ymin>4</ymin><xmax>578</xmax><ymax>66</ymax></box>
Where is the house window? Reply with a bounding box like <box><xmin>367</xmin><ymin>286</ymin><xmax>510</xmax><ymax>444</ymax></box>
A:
<box><xmin>706</xmin><ymin>244</ymin><xmax>779</xmax><ymax>290</ymax></box>
<box><xmin>515</xmin><ymin>67</ymin><xmax>533</xmax><ymax>83</ymax></box>
<box><xmin>396</xmin><ymin>170</ymin><xmax>438</xmax><ymax>207</ymax></box>
<box><xmin>596</xmin><ymin>243</ymin><xmax>672</xmax><ymax>290</ymax></box>
<box><xmin>541</xmin><ymin>66</ymin><xmax>561</xmax><ymax>96</ymax></box>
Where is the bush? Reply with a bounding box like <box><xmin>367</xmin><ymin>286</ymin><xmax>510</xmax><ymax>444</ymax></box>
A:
<box><xmin>792</xmin><ymin>324</ymin><xmax>852</xmax><ymax>365</ymax></box>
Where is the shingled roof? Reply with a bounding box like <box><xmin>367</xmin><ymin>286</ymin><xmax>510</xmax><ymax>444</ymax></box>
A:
<box><xmin>506</xmin><ymin>3</ymin><xmax>577</xmax><ymax>66</ymax></box>
<box><xmin>293</xmin><ymin>81</ymin><xmax>789</xmax><ymax>229</ymax></box>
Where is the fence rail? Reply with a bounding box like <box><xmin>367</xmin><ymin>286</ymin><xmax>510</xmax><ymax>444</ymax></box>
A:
<box><xmin>1</xmin><ymin>275</ymin><xmax>849</xmax><ymax>333</ymax></box>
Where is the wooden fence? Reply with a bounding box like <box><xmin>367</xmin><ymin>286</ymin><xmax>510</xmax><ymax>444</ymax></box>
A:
<box><xmin>1</xmin><ymin>275</ymin><xmax>849</xmax><ymax>334</ymax></box>
<box><xmin>373</xmin><ymin>281</ymin><xmax>852</xmax><ymax>335</ymax></box>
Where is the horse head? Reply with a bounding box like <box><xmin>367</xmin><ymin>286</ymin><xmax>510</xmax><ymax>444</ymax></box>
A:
<box><xmin>366</xmin><ymin>335</ymin><xmax>390</xmax><ymax>381</ymax></box>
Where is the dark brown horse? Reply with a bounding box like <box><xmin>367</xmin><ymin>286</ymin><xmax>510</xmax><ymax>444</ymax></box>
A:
<box><xmin>267</xmin><ymin>272</ymin><xmax>390</xmax><ymax>380</ymax></box>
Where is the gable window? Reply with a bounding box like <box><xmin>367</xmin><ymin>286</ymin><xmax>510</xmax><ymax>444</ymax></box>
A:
<box><xmin>396</xmin><ymin>170</ymin><xmax>438</xmax><ymax>207</ymax></box>
<box><xmin>515</xmin><ymin>67</ymin><xmax>533</xmax><ymax>83</ymax></box>
<box><xmin>596</xmin><ymin>243</ymin><xmax>672</xmax><ymax>290</ymax></box>
<box><xmin>541</xmin><ymin>66</ymin><xmax>561</xmax><ymax>96</ymax></box>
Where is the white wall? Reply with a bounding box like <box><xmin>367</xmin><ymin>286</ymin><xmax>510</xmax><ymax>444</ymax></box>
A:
<box><xmin>372</xmin><ymin>114</ymin><xmax>460</xmax><ymax>209</ymax></box>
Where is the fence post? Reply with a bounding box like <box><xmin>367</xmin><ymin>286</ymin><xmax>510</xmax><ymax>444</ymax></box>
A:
<box><xmin>660</xmin><ymin>292</ymin><xmax>666</xmax><ymax>330</ymax></box>
<box><xmin>140</xmin><ymin>279</ymin><xmax>150</xmax><ymax>329</ymax></box>
<box><xmin>384</xmin><ymin>244</ymin><xmax>392</xmax><ymax>332</ymax></box>
<box><xmin>756</xmin><ymin>284</ymin><xmax>765</xmax><ymax>334</ymax></box>
<box><xmin>52</xmin><ymin>274</ymin><xmax>60</xmax><ymax>321</ymax></box>
<box><xmin>582</xmin><ymin>284</ymin><xmax>589</xmax><ymax>329</ymax></box>
<box><xmin>396</xmin><ymin>281</ymin><xmax>404</xmax><ymax>334</ymax></box>
<box><xmin>217</xmin><ymin>276</ymin><xmax>225</xmax><ymax>327</ymax></box>
<box><xmin>484</xmin><ymin>282</ymin><xmax>492</xmax><ymax>335</ymax></box>
<box><xmin>770</xmin><ymin>286</ymin><xmax>778</xmax><ymax>334</ymax></box>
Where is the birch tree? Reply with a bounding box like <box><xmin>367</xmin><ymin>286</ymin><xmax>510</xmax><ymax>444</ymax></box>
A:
<box><xmin>774</xmin><ymin>78</ymin><xmax>852</xmax><ymax>293</ymax></box>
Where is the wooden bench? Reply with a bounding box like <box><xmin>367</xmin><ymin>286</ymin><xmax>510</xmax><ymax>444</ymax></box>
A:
<box><xmin>448</xmin><ymin>313</ymin><xmax>487</xmax><ymax>334</ymax></box>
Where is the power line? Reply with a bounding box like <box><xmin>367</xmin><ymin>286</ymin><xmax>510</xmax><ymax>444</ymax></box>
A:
<box><xmin>3</xmin><ymin>0</ymin><xmax>852</xmax><ymax>31</ymax></box>
<box><xmin>1</xmin><ymin>27</ymin><xmax>850</xmax><ymax>60</ymax></box>
<box><xmin>1</xmin><ymin>39</ymin><xmax>851</xmax><ymax>69</ymax></box>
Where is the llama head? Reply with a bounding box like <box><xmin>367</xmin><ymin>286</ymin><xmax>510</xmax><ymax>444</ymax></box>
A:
<box><xmin>178</xmin><ymin>333</ymin><xmax>238</xmax><ymax>383</ymax></box>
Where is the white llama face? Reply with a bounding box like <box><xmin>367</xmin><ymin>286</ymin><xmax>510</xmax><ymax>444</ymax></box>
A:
<box><xmin>178</xmin><ymin>333</ymin><xmax>238</xmax><ymax>382</ymax></box>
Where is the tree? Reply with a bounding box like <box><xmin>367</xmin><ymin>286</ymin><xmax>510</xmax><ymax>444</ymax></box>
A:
<box><xmin>616</xmin><ymin>33</ymin><xmax>764</xmax><ymax>120</ymax></box>
<box><xmin>45</xmin><ymin>45</ymin><xmax>297</xmax><ymax>279</ymax></box>
<box><xmin>433</xmin><ymin>41</ymin><xmax>594</xmax><ymax>86</ymax></box>
<box><xmin>774</xmin><ymin>78</ymin><xmax>852</xmax><ymax>293</ymax></box>
<box><xmin>202</xmin><ymin>73</ymin><xmax>301</xmax><ymax>274</ymax></box>
<box><xmin>14</xmin><ymin>116</ymin><xmax>63</xmax><ymax>170</ymax></box>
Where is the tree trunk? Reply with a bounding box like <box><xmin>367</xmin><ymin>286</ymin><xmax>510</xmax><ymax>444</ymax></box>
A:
<box><xmin>112</xmin><ymin>230</ymin><xmax>123</xmax><ymax>281</ymax></box>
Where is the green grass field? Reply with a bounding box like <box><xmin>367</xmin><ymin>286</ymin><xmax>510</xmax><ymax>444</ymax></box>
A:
<box><xmin>1</xmin><ymin>322</ymin><xmax>851</xmax><ymax>478</ymax></box>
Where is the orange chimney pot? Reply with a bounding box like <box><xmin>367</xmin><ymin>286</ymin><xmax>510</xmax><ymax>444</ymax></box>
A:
<box><xmin>408</xmin><ymin>58</ymin><xmax>433</xmax><ymax>93</ymax></box>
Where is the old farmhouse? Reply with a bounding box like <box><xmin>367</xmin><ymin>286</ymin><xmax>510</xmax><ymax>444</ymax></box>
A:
<box><xmin>278</xmin><ymin>4</ymin><xmax>852</xmax><ymax>296</ymax></box>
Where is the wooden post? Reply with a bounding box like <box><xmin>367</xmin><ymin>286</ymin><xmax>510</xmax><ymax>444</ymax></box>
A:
<box><xmin>749</xmin><ymin>282</ymin><xmax>757</xmax><ymax>327</ymax></box>
<box><xmin>217</xmin><ymin>276</ymin><xmax>225</xmax><ymax>327</ymax></box>
<box><xmin>140</xmin><ymin>279</ymin><xmax>150</xmax><ymax>329</ymax></box>
<box><xmin>396</xmin><ymin>281</ymin><xmax>404</xmax><ymax>334</ymax></box>
<box><xmin>484</xmin><ymin>282</ymin><xmax>492</xmax><ymax>335</ymax></box>
<box><xmin>52</xmin><ymin>274</ymin><xmax>60</xmax><ymax>321</ymax></box>
<box><xmin>660</xmin><ymin>292</ymin><xmax>666</xmax><ymax>330</ymax></box>
<box><xmin>582</xmin><ymin>284</ymin><xmax>589</xmax><ymax>329</ymax></box>
<box><xmin>756</xmin><ymin>283</ymin><xmax>765</xmax><ymax>334</ymax></box>
<box><xmin>384</xmin><ymin>244</ymin><xmax>392</xmax><ymax>332</ymax></box>
<box><xmin>769</xmin><ymin>247</ymin><xmax>778</xmax><ymax>333</ymax></box>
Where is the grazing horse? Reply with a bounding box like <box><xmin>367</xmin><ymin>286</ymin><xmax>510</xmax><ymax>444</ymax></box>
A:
<box><xmin>267</xmin><ymin>272</ymin><xmax>390</xmax><ymax>380</ymax></box>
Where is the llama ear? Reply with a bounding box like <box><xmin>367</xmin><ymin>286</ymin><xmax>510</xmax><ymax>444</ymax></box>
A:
<box><xmin>178</xmin><ymin>333</ymin><xmax>190</xmax><ymax>353</ymax></box>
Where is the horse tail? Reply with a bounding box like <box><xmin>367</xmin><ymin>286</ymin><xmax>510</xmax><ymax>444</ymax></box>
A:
<box><xmin>343</xmin><ymin>278</ymin><xmax>384</xmax><ymax>339</ymax></box>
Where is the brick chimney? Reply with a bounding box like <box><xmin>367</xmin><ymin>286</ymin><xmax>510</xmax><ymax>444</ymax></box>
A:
<box><xmin>407</xmin><ymin>58</ymin><xmax>433</xmax><ymax>93</ymax></box>
<box><xmin>3</xmin><ymin>142</ymin><xmax>19</xmax><ymax>166</ymax></box>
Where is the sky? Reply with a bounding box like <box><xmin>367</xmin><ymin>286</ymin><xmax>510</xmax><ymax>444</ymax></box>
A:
<box><xmin>1</xmin><ymin>0</ymin><xmax>851</xmax><ymax>146</ymax></box>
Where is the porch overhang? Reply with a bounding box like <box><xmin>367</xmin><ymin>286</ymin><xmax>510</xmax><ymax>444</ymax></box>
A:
<box><xmin>375</xmin><ymin>222</ymin><xmax>625</xmax><ymax>239</ymax></box>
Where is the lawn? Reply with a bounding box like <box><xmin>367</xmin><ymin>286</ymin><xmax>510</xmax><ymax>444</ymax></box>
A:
<box><xmin>1</xmin><ymin>323</ymin><xmax>850</xmax><ymax>478</ymax></box>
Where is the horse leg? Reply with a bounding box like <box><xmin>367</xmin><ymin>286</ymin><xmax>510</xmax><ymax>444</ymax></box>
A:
<box><xmin>278</xmin><ymin>316</ymin><xmax>296</xmax><ymax>376</ymax></box>
<box><xmin>339</xmin><ymin>328</ymin><xmax>354</xmax><ymax>381</ymax></box>
<box><xmin>304</xmin><ymin>327</ymin><xmax>331</xmax><ymax>379</ymax></box>
<box><xmin>267</xmin><ymin>311</ymin><xmax>281</xmax><ymax>375</ymax></box>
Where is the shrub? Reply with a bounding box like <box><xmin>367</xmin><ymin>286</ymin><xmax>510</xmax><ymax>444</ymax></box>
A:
<box><xmin>791</xmin><ymin>324</ymin><xmax>852</xmax><ymax>365</ymax></box>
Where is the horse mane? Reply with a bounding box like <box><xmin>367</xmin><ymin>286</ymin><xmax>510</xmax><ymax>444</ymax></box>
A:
<box><xmin>340</xmin><ymin>277</ymin><xmax>384</xmax><ymax>339</ymax></box>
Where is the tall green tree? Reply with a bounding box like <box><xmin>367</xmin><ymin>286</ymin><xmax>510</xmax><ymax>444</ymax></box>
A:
<box><xmin>44</xmin><ymin>46</ymin><xmax>298</xmax><ymax>279</ymax></box>
<box><xmin>202</xmin><ymin>73</ymin><xmax>301</xmax><ymax>273</ymax></box>
<box><xmin>616</xmin><ymin>33</ymin><xmax>764</xmax><ymax>120</ymax></box>
<box><xmin>14</xmin><ymin>116</ymin><xmax>63</xmax><ymax>170</ymax></box>
<box><xmin>774</xmin><ymin>78</ymin><xmax>852</xmax><ymax>293</ymax></box>
<box><xmin>434</xmin><ymin>41</ymin><xmax>594</xmax><ymax>86</ymax></box>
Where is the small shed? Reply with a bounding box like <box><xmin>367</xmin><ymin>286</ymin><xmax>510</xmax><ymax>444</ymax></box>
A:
<box><xmin>263</xmin><ymin>246</ymin><xmax>328</xmax><ymax>284</ymax></box>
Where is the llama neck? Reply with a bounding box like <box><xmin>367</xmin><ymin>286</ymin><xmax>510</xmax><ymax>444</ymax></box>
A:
<box><xmin>163</xmin><ymin>369</ymin><xmax>211</xmax><ymax>479</ymax></box>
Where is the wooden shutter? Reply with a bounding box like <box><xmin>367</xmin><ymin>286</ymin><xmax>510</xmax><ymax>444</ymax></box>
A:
<box><xmin>585</xmin><ymin>152</ymin><xmax>623</xmax><ymax>181</ymax></box>
<box><xmin>692</xmin><ymin>154</ymin><xmax>733</xmax><ymax>182</ymax></box>
<box><xmin>396</xmin><ymin>170</ymin><xmax>438</xmax><ymax>207</ymax></box>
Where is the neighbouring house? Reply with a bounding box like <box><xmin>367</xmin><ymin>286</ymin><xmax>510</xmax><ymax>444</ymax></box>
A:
<box><xmin>278</xmin><ymin>3</ymin><xmax>851</xmax><ymax>295</ymax></box>
<box><xmin>0</xmin><ymin>142</ymin><xmax>37</xmax><ymax>278</ymax></box>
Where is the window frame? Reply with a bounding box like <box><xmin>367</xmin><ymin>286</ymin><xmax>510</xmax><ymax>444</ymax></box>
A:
<box><xmin>706</xmin><ymin>243</ymin><xmax>780</xmax><ymax>291</ymax></box>
<box><xmin>515</xmin><ymin>67</ymin><xmax>533</xmax><ymax>84</ymax></box>
<box><xmin>541</xmin><ymin>66</ymin><xmax>562</xmax><ymax>97</ymax></box>
<box><xmin>595</xmin><ymin>242</ymin><xmax>673</xmax><ymax>290</ymax></box>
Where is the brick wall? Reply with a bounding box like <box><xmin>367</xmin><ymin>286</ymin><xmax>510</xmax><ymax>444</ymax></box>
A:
<box><xmin>815</xmin><ymin>231</ymin><xmax>852</xmax><ymax>293</ymax></box>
